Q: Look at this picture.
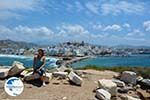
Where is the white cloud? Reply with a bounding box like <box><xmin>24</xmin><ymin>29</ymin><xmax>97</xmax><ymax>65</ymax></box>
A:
<box><xmin>0</xmin><ymin>11</ymin><xmax>21</xmax><ymax>20</ymax></box>
<box><xmin>101</xmin><ymin>1</ymin><xmax>145</xmax><ymax>15</ymax></box>
<box><xmin>85</xmin><ymin>2</ymin><xmax>99</xmax><ymax>14</ymax></box>
<box><xmin>56</xmin><ymin>24</ymin><xmax>107</xmax><ymax>43</ymax></box>
<box><xmin>92</xmin><ymin>23</ymin><xmax>131</xmax><ymax>31</ymax></box>
<box><xmin>127</xmin><ymin>29</ymin><xmax>145</xmax><ymax>36</ymax></box>
<box><xmin>0</xmin><ymin>25</ymin><xmax>54</xmax><ymax>42</ymax></box>
<box><xmin>111</xmin><ymin>35</ymin><xmax>146</xmax><ymax>42</ymax></box>
<box><xmin>0</xmin><ymin>0</ymin><xmax>39</xmax><ymax>10</ymax></box>
<box><xmin>62</xmin><ymin>1</ymin><xmax>84</xmax><ymax>13</ymax></box>
<box><xmin>15</xmin><ymin>25</ymin><xmax>53</xmax><ymax>37</ymax></box>
<box><xmin>0</xmin><ymin>24</ymin><xmax>100</xmax><ymax>44</ymax></box>
<box><xmin>0</xmin><ymin>0</ymin><xmax>42</xmax><ymax>20</ymax></box>
<box><xmin>93</xmin><ymin>24</ymin><xmax>102</xmax><ymax>30</ymax></box>
<box><xmin>60</xmin><ymin>24</ymin><xmax>89</xmax><ymax>35</ymax></box>
<box><xmin>124</xmin><ymin>37</ymin><xmax>146</xmax><ymax>41</ymax></box>
<box><xmin>84</xmin><ymin>1</ymin><xmax>146</xmax><ymax>16</ymax></box>
<box><xmin>0</xmin><ymin>24</ymin><xmax>148</xmax><ymax>45</ymax></box>
<box><xmin>103</xmin><ymin>24</ymin><xmax>122</xmax><ymax>31</ymax></box>
<box><xmin>123</xmin><ymin>23</ymin><xmax>130</xmax><ymax>28</ymax></box>
<box><xmin>0</xmin><ymin>25</ymin><xmax>12</xmax><ymax>34</ymax></box>
<box><xmin>143</xmin><ymin>20</ymin><xmax>150</xmax><ymax>31</ymax></box>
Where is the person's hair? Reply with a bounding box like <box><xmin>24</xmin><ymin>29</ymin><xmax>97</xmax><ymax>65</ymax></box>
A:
<box><xmin>37</xmin><ymin>49</ymin><xmax>45</xmax><ymax>58</ymax></box>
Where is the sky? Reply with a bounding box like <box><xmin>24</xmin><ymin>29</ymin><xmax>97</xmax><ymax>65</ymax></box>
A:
<box><xmin>0</xmin><ymin>0</ymin><xmax>150</xmax><ymax>46</ymax></box>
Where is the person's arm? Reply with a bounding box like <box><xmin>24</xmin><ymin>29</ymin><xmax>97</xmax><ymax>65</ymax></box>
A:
<box><xmin>37</xmin><ymin>56</ymin><xmax>46</xmax><ymax>71</ymax></box>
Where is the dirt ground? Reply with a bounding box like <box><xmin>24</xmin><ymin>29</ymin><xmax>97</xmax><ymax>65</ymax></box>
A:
<box><xmin>0</xmin><ymin>70</ymin><xmax>126</xmax><ymax>100</ymax></box>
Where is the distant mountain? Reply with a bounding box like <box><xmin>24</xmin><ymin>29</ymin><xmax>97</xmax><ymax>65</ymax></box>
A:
<box><xmin>113</xmin><ymin>44</ymin><xmax>150</xmax><ymax>49</ymax></box>
<box><xmin>0</xmin><ymin>39</ymin><xmax>39</xmax><ymax>49</ymax></box>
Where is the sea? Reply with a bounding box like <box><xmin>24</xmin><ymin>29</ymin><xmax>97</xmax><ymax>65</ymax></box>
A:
<box><xmin>0</xmin><ymin>54</ymin><xmax>150</xmax><ymax>68</ymax></box>
<box><xmin>72</xmin><ymin>54</ymin><xmax>150</xmax><ymax>68</ymax></box>
<box><xmin>0</xmin><ymin>54</ymin><xmax>58</xmax><ymax>68</ymax></box>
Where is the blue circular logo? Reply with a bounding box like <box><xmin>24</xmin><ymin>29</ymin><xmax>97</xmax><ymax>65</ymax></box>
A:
<box><xmin>4</xmin><ymin>77</ymin><xmax>24</xmax><ymax>96</ymax></box>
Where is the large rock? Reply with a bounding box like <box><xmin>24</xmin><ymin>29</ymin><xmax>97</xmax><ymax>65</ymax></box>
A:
<box><xmin>118</xmin><ymin>87</ymin><xmax>129</xmax><ymax>93</ymax></box>
<box><xmin>52</xmin><ymin>71</ymin><xmax>68</xmax><ymax>79</ymax></box>
<box><xmin>24</xmin><ymin>72</ymin><xmax>40</xmax><ymax>81</ymax></box>
<box><xmin>96</xmin><ymin>89</ymin><xmax>111</xmax><ymax>100</ymax></box>
<box><xmin>98</xmin><ymin>79</ymin><xmax>117</xmax><ymax>96</ymax></box>
<box><xmin>138</xmin><ymin>79</ymin><xmax>150</xmax><ymax>89</ymax></box>
<box><xmin>68</xmin><ymin>71</ymin><xmax>83</xmax><ymax>86</ymax></box>
<box><xmin>118</xmin><ymin>86</ymin><xmax>133</xmax><ymax>93</ymax></box>
<box><xmin>112</xmin><ymin>79</ymin><xmax>125</xmax><ymax>87</ymax></box>
<box><xmin>8</xmin><ymin>61</ymin><xmax>25</xmax><ymax>76</ymax></box>
<box><xmin>43</xmin><ymin>73</ymin><xmax>52</xmax><ymax>83</ymax></box>
<box><xmin>12</xmin><ymin>61</ymin><xmax>23</xmax><ymax>66</ymax></box>
<box><xmin>136</xmin><ymin>76</ymin><xmax>143</xmax><ymax>82</ymax></box>
<box><xmin>0</xmin><ymin>68</ymin><xmax>9</xmax><ymax>79</ymax></box>
<box><xmin>121</xmin><ymin>71</ymin><xmax>137</xmax><ymax>85</ymax></box>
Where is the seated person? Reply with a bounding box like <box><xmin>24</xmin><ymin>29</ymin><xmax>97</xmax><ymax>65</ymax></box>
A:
<box><xmin>33</xmin><ymin>49</ymin><xmax>46</xmax><ymax>86</ymax></box>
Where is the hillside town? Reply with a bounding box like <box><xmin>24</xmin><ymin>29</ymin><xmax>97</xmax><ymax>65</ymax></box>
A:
<box><xmin>0</xmin><ymin>40</ymin><xmax>150</xmax><ymax>57</ymax></box>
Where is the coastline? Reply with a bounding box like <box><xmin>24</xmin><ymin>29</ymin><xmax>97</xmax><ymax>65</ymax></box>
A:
<box><xmin>61</xmin><ymin>56</ymin><xmax>93</xmax><ymax>67</ymax></box>
<box><xmin>71</xmin><ymin>54</ymin><xmax>150</xmax><ymax>68</ymax></box>
<box><xmin>58</xmin><ymin>56</ymin><xmax>150</xmax><ymax>79</ymax></box>
<box><xmin>0</xmin><ymin>55</ymin><xmax>148</xmax><ymax>69</ymax></box>
<box><xmin>75</xmin><ymin>65</ymin><xmax>150</xmax><ymax>79</ymax></box>
<box><xmin>0</xmin><ymin>54</ymin><xmax>150</xmax><ymax>69</ymax></box>
<box><xmin>0</xmin><ymin>54</ymin><xmax>58</xmax><ymax>60</ymax></box>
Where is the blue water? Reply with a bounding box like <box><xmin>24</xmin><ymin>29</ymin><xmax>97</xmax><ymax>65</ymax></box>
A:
<box><xmin>0</xmin><ymin>55</ymin><xmax>58</xmax><ymax>68</ymax></box>
<box><xmin>0</xmin><ymin>54</ymin><xmax>150</xmax><ymax>68</ymax></box>
<box><xmin>72</xmin><ymin>54</ymin><xmax>150</xmax><ymax>68</ymax></box>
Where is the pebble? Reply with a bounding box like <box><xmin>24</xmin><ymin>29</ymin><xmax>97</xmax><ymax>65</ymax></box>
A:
<box><xmin>62</xmin><ymin>96</ymin><xmax>67</xmax><ymax>100</ymax></box>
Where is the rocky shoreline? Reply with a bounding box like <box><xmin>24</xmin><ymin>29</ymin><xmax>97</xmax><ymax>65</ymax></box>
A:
<box><xmin>59</xmin><ymin>56</ymin><xmax>92</xmax><ymax>67</ymax></box>
<box><xmin>0</xmin><ymin>61</ymin><xmax>150</xmax><ymax>100</ymax></box>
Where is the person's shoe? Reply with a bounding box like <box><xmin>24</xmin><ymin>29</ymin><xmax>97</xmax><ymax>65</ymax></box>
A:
<box><xmin>43</xmin><ymin>82</ymin><xmax>46</xmax><ymax>87</ymax></box>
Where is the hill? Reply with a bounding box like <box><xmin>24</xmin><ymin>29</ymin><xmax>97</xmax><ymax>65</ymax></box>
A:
<box><xmin>0</xmin><ymin>39</ymin><xmax>38</xmax><ymax>49</ymax></box>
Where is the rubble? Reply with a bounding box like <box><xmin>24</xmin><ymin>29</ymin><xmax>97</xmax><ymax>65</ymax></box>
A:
<box><xmin>138</xmin><ymin>79</ymin><xmax>150</xmax><ymax>89</ymax></box>
<box><xmin>98</xmin><ymin>79</ymin><xmax>117</xmax><ymax>96</ymax></box>
<box><xmin>62</xmin><ymin>96</ymin><xmax>67</xmax><ymax>100</ymax></box>
<box><xmin>68</xmin><ymin>71</ymin><xmax>83</xmax><ymax>86</ymax></box>
<box><xmin>8</xmin><ymin>61</ymin><xmax>25</xmax><ymax>76</ymax></box>
<box><xmin>52</xmin><ymin>71</ymin><xmax>68</xmax><ymax>79</ymax></box>
<box><xmin>112</xmin><ymin>79</ymin><xmax>125</xmax><ymax>87</ymax></box>
<box><xmin>96</xmin><ymin>89</ymin><xmax>111</xmax><ymax>100</ymax></box>
<box><xmin>24</xmin><ymin>72</ymin><xmax>40</xmax><ymax>81</ymax></box>
<box><xmin>0</xmin><ymin>68</ymin><xmax>9</xmax><ymax>79</ymax></box>
<box><xmin>136</xmin><ymin>76</ymin><xmax>143</xmax><ymax>82</ymax></box>
<box><xmin>121</xmin><ymin>71</ymin><xmax>137</xmax><ymax>85</ymax></box>
<box><xmin>118</xmin><ymin>87</ymin><xmax>129</xmax><ymax>93</ymax></box>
